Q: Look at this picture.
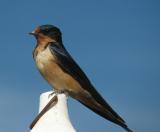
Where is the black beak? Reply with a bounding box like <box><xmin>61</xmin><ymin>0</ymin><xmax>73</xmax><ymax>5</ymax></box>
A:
<box><xmin>29</xmin><ymin>32</ymin><xmax>36</xmax><ymax>35</ymax></box>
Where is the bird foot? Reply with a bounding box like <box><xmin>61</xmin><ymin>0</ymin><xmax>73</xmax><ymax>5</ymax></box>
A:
<box><xmin>48</xmin><ymin>90</ymin><xmax>67</xmax><ymax>98</ymax></box>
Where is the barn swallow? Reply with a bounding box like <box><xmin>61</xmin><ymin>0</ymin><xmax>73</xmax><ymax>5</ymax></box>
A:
<box><xmin>30</xmin><ymin>24</ymin><xmax>132</xmax><ymax>132</ymax></box>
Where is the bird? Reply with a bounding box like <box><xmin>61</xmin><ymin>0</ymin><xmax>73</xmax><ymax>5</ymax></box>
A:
<box><xmin>29</xmin><ymin>24</ymin><xmax>132</xmax><ymax>132</ymax></box>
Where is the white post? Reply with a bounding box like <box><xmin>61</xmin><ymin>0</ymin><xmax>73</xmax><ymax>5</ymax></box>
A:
<box><xmin>30</xmin><ymin>91</ymin><xmax>76</xmax><ymax>132</ymax></box>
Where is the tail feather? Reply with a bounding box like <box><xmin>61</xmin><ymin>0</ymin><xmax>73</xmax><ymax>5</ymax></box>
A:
<box><xmin>115</xmin><ymin>118</ymin><xmax>132</xmax><ymax>132</ymax></box>
<box><xmin>121</xmin><ymin>123</ymin><xmax>132</xmax><ymax>132</ymax></box>
<box><xmin>79</xmin><ymin>100</ymin><xmax>132</xmax><ymax>132</ymax></box>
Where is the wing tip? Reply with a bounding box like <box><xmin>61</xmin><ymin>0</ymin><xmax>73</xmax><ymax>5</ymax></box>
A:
<box><xmin>124</xmin><ymin>127</ymin><xmax>133</xmax><ymax>132</ymax></box>
<box><xmin>115</xmin><ymin>117</ymin><xmax>132</xmax><ymax>132</ymax></box>
<box><xmin>120</xmin><ymin>122</ymin><xmax>132</xmax><ymax>132</ymax></box>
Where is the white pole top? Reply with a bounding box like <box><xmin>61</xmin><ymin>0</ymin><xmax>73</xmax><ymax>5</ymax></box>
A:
<box><xmin>30</xmin><ymin>91</ymin><xmax>76</xmax><ymax>132</ymax></box>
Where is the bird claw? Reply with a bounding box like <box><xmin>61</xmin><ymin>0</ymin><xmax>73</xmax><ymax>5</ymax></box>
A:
<box><xmin>48</xmin><ymin>91</ymin><xmax>55</xmax><ymax>98</ymax></box>
<box><xmin>48</xmin><ymin>90</ymin><xmax>67</xmax><ymax>98</ymax></box>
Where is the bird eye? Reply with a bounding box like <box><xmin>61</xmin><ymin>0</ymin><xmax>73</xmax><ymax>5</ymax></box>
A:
<box><xmin>41</xmin><ymin>28</ymin><xmax>51</xmax><ymax>35</ymax></box>
<box><xmin>45</xmin><ymin>29</ymin><xmax>49</xmax><ymax>32</ymax></box>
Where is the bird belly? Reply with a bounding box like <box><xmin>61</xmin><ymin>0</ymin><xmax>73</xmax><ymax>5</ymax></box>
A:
<box><xmin>34</xmin><ymin>47</ymin><xmax>104</xmax><ymax>115</ymax></box>
<box><xmin>34</xmin><ymin>47</ymin><xmax>82</xmax><ymax>93</ymax></box>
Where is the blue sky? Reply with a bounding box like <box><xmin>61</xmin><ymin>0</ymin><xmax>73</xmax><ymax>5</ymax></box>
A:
<box><xmin>0</xmin><ymin>0</ymin><xmax>159</xmax><ymax>132</ymax></box>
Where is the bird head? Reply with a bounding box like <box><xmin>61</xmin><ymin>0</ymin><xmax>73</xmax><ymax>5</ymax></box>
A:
<box><xmin>29</xmin><ymin>24</ymin><xmax>62</xmax><ymax>43</ymax></box>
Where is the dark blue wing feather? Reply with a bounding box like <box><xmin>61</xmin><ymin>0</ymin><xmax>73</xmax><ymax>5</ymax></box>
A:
<box><xmin>48</xmin><ymin>42</ymin><xmax>132</xmax><ymax>132</ymax></box>
<box><xmin>49</xmin><ymin>43</ymin><xmax>125</xmax><ymax>122</ymax></box>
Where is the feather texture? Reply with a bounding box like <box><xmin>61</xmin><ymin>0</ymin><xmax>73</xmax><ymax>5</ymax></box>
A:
<box><xmin>49</xmin><ymin>42</ymin><xmax>132</xmax><ymax>132</ymax></box>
